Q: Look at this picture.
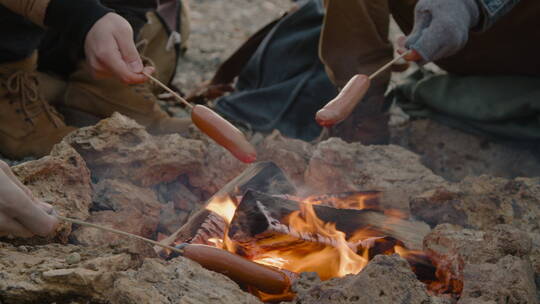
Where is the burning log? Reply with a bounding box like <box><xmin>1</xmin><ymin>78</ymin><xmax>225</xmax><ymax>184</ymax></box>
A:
<box><xmin>156</xmin><ymin>162</ymin><xmax>295</xmax><ymax>252</ymax></box>
<box><xmin>229</xmin><ymin>190</ymin><xmax>430</xmax><ymax>251</ymax></box>
<box><xmin>156</xmin><ymin>163</ymin><xmax>435</xmax><ymax>299</ymax></box>
<box><xmin>227</xmin><ymin>190</ymin><xmax>435</xmax><ymax>283</ymax></box>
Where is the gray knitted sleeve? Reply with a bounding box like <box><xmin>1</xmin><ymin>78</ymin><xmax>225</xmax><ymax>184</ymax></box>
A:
<box><xmin>475</xmin><ymin>0</ymin><xmax>521</xmax><ymax>30</ymax></box>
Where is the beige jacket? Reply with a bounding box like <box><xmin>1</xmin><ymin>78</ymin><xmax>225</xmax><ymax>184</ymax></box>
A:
<box><xmin>0</xmin><ymin>0</ymin><xmax>51</xmax><ymax>27</ymax></box>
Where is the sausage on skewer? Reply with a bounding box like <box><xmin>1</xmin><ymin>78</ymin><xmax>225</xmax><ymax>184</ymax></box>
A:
<box><xmin>315</xmin><ymin>75</ymin><xmax>371</xmax><ymax>127</ymax></box>
<box><xmin>191</xmin><ymin>105</ymin><xmax>257</xmax><ymax>163</ymax></box>
<box><xmin>142</xmin><ymin>71</ymin><xmax>257</xmax><ymax>164</ymax></box>
<box><xmin>181</xmin><ymin>244</ymin><xmax>290</xmax><ymax>295</ymax></box>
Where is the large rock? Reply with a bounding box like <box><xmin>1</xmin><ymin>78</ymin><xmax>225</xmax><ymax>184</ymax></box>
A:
<box><xmin>288</xmin><ymin>255</ymin><xmax>449</xmax><ymax>304</ymax></box>
<box><xmin>390</xmin><ymin>119</ymin><xmax>540</xmax><ymax>182</ymax></box>
<box><xmin>110</xmin><ymin>258</ymin><xmax>262</xmax><ymax>304</ymax></box>
<box><xmin>0</xmin><ymin>242</ymin><xmax>139</xmax><ymax>303</ymax></box>
<box><xmin>423</xmin><ymin>224</ymin><xmax>538</xmax><ymax>303</ymax></box>
<box><xmin>410</xmin><ymin>176</ymin><xmax>540</xmax><ymax>280</ymax></box>
<box><xmin>158</xmin><ymin>201</ymin><xmax>189</xmax><ymax>235</ymax></box>
<box><xmin>187</xmin><ymin>130</ymin><xmax>313</xmax><ymax>196</ymax></box>
<box><xmin>154</xmin><ymin>178</ymin><xmax>202</xmax><ymax>234</ymax></box>
<box><xmin>257</xmin><ymin>131</ymin><xmax>314</xmax><ymax>187</ymax></box>
<box><xmin>71</xmin><ymin>179</ymin><xmax>162</xmax><ymax>246</ymax></box>
<box><xmin>459</xmin><ymin>256</ymin><xmax>537</xmax><ymax>304</ymax></box>
<box><xmin>188</xmin><ymin>140</ymin><xmax>248</xmax><ymax>195</ymax></box>
<box><xmin>11</xmin><ymin>142</ymin><xmax>92</xmax><ymax>243</ymax></box>
<box><xmin>64</xmin><ymin>113</ymin><xmax>206</xmax><ymax>187</ymax></box>
<box><xmin>305</xmin><ymin>138</ymin><xmax>448</xmax><ymax>211</ymax></box>
<box><xmin>0</xmin><ymin>241</ymin><xmax>259</xmax><ymax>304</ymax></box>
<box><xmin>411</xmin><ymin>176</ymin><xmax>540</xmax><ymax>232</ymax></box>
<box><xmin>155</xmin><ymin>178</ymin><xmax>200</xmax><ymax>212</ymax></box>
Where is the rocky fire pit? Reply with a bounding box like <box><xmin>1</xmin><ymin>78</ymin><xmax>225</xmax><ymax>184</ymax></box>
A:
<box><xmin>0</xmin><ymin>113</ymin><xmax>538</xmax><ymax>304</ymax></box>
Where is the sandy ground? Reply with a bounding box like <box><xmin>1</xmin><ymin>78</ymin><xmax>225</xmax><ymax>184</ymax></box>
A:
<box><xmin>173</xmin><ymin>0</ymin><xmax>295</xmax><ymax>92</ymax></box>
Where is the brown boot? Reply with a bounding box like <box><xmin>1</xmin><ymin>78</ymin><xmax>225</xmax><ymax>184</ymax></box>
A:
<box><xmin>137</xmin><ymin>10</ymin><xmax>184</xmax><ymax>89</ymax></box>
<box><xmin>63</xmin><ymin>64</ymin><xmax>190</xmax><ymax>135</ymax></box>
<box><xmin>0</xmin><ymin>54</ymin><xmax>75</xmax><ymax>159</ymax></box>
<box><xmin>62</xmin><ymin>8</ymin><xmax>190</xmax><ymax>135</ymax></box>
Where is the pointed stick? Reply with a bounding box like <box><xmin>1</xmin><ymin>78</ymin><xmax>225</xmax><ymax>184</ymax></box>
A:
<box><xmin>56</xmin><ymin>215</ymin><xmax>184</xmax><ymax>255</ymax></box>
<box><xmin>368</xmin><ymin>51</ymin><xmax>410</xmax><ymax>80</ymax></box>
<box><xmin>143</xmin><ymin>72</ymin><xmax>193</xmax><ymax>109</ymax></box>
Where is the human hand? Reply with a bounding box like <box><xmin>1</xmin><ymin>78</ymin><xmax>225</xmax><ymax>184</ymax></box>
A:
<box><xmin>402</xmin><ymin>0</ymin><xmax>481</xmax><ymax>63</ymax></box>
<box><xmin>84</xmin><ymin>13</ymin><xmax>154</xmax><ymax>84</ymax></box>
<box><xmin>0</xmin><ymin>161</ymin><xmax>59</xmax><ymax>238</ymax></box>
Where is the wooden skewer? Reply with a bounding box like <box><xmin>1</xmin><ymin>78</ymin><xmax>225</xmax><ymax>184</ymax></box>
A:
<box><xmin>144</xmin><ymin>51</ymin><xmax>410</xmax><ymax>108</ymax></box>
<box><xmin>56</xmin><ymin>215</ymin><xmax>185</xmax><ymax>255</ymax></box>
<box><xmin>143</xmin><ymin>71</ymin><xmax>193</xmax><ymax>110</ymax></box>
<box><xmin>368</xmin><ymin>51</ymin><xmax>410</xmax><ymax>80</ymax></box>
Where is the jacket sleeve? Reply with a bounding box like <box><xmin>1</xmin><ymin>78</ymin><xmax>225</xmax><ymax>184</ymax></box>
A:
<box><xmin>0</xmin><ymin>0</ymin><xmax>112</xmax><ymax>28</ymax></box>
<box><xmin>1</xmin><ymin>0</ymin><xmax>112</xmax><ymax>52</ymax></box>
<box><xmin>0</xmin><ymin>0</ymin><xmax>51</xmax><ymax>27</ymax></box>
<box><xmin>475</xmin><ymin>0</ymin><xmax>521</xmax><ymax>30</ymax></box>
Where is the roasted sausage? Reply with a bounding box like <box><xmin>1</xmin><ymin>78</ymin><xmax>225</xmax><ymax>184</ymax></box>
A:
<box><xmin>182</xmin><ymin>244</ymin><xmax>291</xmax><ymax>295</ymax></box>
<box><xmin>315</xmin><ymin>74</ymin><xmax>371</xmax><ymax>127</ymax></box>
<box><xmin>191</xmin><ymin>105</ymin><xmax>257</xmax><ymax>163</ymax></box>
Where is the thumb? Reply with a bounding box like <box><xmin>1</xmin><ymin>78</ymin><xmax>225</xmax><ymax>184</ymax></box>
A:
<box><xmin>405</xmin><ymin>9</ymin><xmax>432</xmax><ymax>51</ymax></box>
<box><xmin>112</xmin><ymin>33</ymin><xmax>147</xmax><ymax>83</ymax></box>
<box><xmin>114</xmin><ymin>30</ymin><xmax>143</xmax><ymax>74</ymax></box>
<box><xmin>408</xmin><ymin>17</ymin><xmax>466</xmax><ymax>63</ymax></box>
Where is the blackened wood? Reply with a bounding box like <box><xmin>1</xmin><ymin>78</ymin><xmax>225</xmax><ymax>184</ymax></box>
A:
<box><xmin>156</xmin><ymin>162</ymin><xmax>295</xmax><ymax>252</ymax></box>
<box><xmin>229</xmin><ymin>190</ymin><xmax>429</xmax><ymax>250</ymax></box>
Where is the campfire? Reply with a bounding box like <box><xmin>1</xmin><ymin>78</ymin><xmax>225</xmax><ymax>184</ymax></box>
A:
<box><xmin>158</xmin><ymin>162</ymin><xmax>442</xmax><ymax>302</ymax></box>
<box><xmin>3</xmin><ymin>114</ymin><xmax>538</xmax><ymax>304</ymax></box>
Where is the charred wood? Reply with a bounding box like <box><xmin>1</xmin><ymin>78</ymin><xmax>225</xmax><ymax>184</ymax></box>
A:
<box><xmin>156</xmin><ymin>162</ymin><xmax>295</xmax><ymax>253</ymax></box>
<box><xmin>229</xmin><ymin>191</ymin><xmax>430</xmax><ymax>251</ymax></box>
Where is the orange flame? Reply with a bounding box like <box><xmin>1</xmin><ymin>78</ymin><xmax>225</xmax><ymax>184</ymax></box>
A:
<box><xmin>205</xmin><ymin>195</ymin><xmax>237</xmax><ymax>224</ymax></box>
<box><xmin>247</xmin><ymin>205</ymin><xmax>378</xmax><ymax>280</ymax></box>
<box><xmin>203</xmin><ymin>192</ymin><xmax>436</xmax><ymax>293</ymax></box>
<box><xmin>205</xmin><ymin>195</ymin><xmax>237</xmax><ymax>251</ymax></box>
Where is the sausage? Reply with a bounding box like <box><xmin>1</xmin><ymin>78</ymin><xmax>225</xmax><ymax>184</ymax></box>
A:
<box><xmin>191</xmin><ymin>105</ymin><xmax>257</xmax><ymax>163</ymax></box>
<box><xmin>182</xmin><ymin>244</ymin><xmax>291</xmax><ymax>295</ymax></box>
<box><xmin>315</xmin><ymin>74</ymin><xmax>371</xmax><ymax>127</ymax></box>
